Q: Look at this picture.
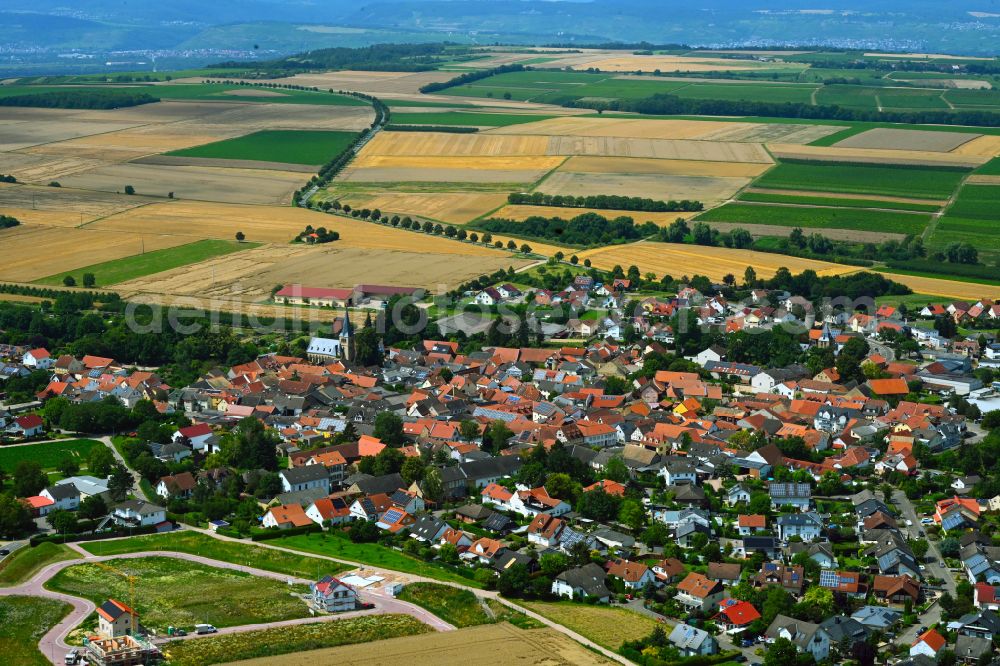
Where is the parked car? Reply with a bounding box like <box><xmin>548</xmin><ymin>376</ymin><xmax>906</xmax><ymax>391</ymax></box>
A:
<box><xmin>64</xmin><ymin>649</ymin><xmax>80</xmax><ymax>665</ymax></box>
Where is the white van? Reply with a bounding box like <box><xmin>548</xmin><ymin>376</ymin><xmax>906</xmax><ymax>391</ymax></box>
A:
<box><xmin>195</xmin><ymin>624</ymin><xmax>217</xmax><ymax>635</ymax></box>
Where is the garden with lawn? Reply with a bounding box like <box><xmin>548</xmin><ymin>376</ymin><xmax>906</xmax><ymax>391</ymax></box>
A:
<box><xmin>0</xmin><ymin>439</ymin><xmax>102</xmax><ymax>478</ymax></box>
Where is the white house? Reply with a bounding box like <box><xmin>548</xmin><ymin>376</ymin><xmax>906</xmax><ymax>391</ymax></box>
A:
<box><xmin>310</xmin><ymin>576</ymin><xmax>357</xmax><ymax>613</ymax></box>
<box><xmin>777</xmin><ymin>513</ymin><xmax>824</xmax><ymax>542</ymax></box>
<box><xmin>661</xmin><ymin>458</ymin><xmax>698</xmax><ymax>486</ymax></box>
<box><xmin>173</xmin><ymin>423</ymin><xmax>214</xmax><ymax>451</ymax></box>
<box><xmin>40</xmin><ymin>484</ymin><xmax>80</xmax><ymax>512</ymax></box>
<box><xmin>279</xmin><ymin>466</ymin><xmax>331</xmax><ymax>494</ymax></box>
<box><xmin>552</xmin><ymin>563</ymin><xmax>611</xmax><ymax>602</ymax></box>
<box><xmin>668</xmin><ymin>623</ymin><xmax>718</xmax><ymax>657</ymax></box>
<box><xmin>112</xmin><ymin>500</ymin><xmax>166</xmax><ymax>528</ymax></box>
<box><xmin>9</xmin><ymin>414</ymin><xmax>44</xmax><ymax>437</ymax></box>
<box><xmin>22</xmin><ymin>348</ymin><xmax>53</xmax><ymax>369</ymax></box>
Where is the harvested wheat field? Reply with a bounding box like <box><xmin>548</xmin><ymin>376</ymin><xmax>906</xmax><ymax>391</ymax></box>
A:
<box><xmin>561</xmin><ymin>155</ymin><xmax>769</xmax><ymax>177</ymax></box>
<box><xmin>0</xmin><ymin>182</ymin><xmax>155</xmax><ymax>224</ymax></box>
<box><xmin>834</xmin><ymin>128</ymin><xmax>980</xmax><ymax>152</ymax></box>
<box><xmin>487</xmin><ymin>117</ymin><xmax>747</xmax><ymax>140</ymax></box>
<box><xmin>89</xmin><ymin>201</ymin><xmax>542</xmax><ymax>254</ymax></box>
<box><xmin>951</xmin><ymin>135</ymin><xmax>1000</xmax><ymax>157</ymax></box>
<box><xmin>56</xmin><ymin>163</ymin><xmax>305</xmax><ymax>205</ymax></box>
<box><xmin>0</xmin><ymin>225</ymin><xmax>195</xmax><ymax>282</ymax></box>
<box><xmin>340</xmin><ymin>167</ymin><xmax>548</xmax><ymax>184</ymax></box>
<box><xmin>546</xmin><ymin>136</ymin><xmax>772</xmax><ymax>162</ymax></box>
<box><xmin>257</xmin><ymin>70</ymin><xmax>457</xmax><ymax>95</ymax></box>
<box><xmin>878</xmin><ymin>272</ymin><xmax>1000</xmax><ymax>301</ymax></box>
<box><xmin>0</xmin><ymin>117</ymin><xmax>144</xmax><ymax>152</ymax></box>
<box><xmin>36</xmin><ymin>127</ymin><xmax>231</xmax><ymax>159</ymax></box>
<box><xmin>340</xmin><ymin>192</ymin><xmax>508</xmax><ymax>224</ymax></box>
<box><xmin>537</xmin><ymin>171</ymin><xmax>750</xmax><ymax>202</ymax></box>
<box><xmin>576</xmin><ymin>240</ymin><xmax>855</xmax><ymax>282</ymax></box>
<box><xmin>117</xmin><ymin>243</ymin><xmax>530</xmax><ymax>300</ymax></box>
<box><xmin>967</xmin><ymin>174</ymin><xmax>1000</xmax><ymax>185</ymax></box>
<box><xmin>360</xmin><ymin>132</ymin><xmax>550</xmax><ymax>157</ymax></box>
<box><xmin>768</xmin><ymin>143</ymin><xmax>986</xmax><ymax>167</ymax></box>
<box><xmin>697</xmin><ymin>122</ymin><xmax>843</xmax><ymax>144</ymax></box>
<box><xmin>224</xmin><ymin>623</ymin><xmax>612</xmax><ymax>666</ymax></box>
<box><xmin>350</xmin><ymin>155</ymin><xmax>564</xmax><ymax>171</ymax></box>
<box><xmin>702</xmin><ymin>220</ymin><xmax>905</xmax><ymax>243</ymax></box>
<box><xmin>492</xmin><ymin>204</ymin><xmax>700</xmax><ymax>226</ymax></box>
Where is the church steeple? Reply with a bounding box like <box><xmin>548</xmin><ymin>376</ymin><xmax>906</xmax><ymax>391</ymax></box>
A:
<box><xmin>339</xmin><ymin>307</ymin><xmax>355</xmax><ymax>362</ymax></box>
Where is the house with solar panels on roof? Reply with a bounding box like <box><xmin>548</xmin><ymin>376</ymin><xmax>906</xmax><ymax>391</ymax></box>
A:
<box><xmin>310</xmin><ymin>575</ymin><xmax>358</xmax><ymax>613</ymax></box>
<box><xmin>668</xmin><ymin>623</ymin><xmax>718</xmax><ymax>657</ymax></box>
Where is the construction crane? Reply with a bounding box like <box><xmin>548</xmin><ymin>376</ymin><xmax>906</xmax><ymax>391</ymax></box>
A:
<box><xmin>92</xmin><ymin>561</ymin><xmax>139</xmax><ymax>637</ymax></box>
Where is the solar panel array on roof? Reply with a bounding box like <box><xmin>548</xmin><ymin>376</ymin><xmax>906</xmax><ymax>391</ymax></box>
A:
<box><xmin>381</xmin><ymin>508</ymin><xmax>404</xmax><ymax>524</ymax></box>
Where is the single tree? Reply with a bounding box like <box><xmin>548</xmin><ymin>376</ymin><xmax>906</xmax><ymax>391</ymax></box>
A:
<box><xmin>235</xmin><ymin>231</ymin><xmax>245</xmax><ymax>242</ymax></box>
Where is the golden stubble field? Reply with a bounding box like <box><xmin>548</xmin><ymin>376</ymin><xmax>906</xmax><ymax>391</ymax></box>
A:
<box><xmin>117</xmin><ymin>243</ymin><xmax>532</xmax><ymax>301</ymax></box>
<box><xmin>0</xmin><ymin>225</ymin><xmax>197</xmax><ymax>282</ymax></box>
<box><xmin>224</xmin><ymin>623</ymin><xmax>613</xmax><ymax>666</ymax></box>
<box><xmin>576</xmin><ymin>240</ymin><xmax>856</xmax><ymax>282</ymax></box>
<box><xmin>339</xmin><ymin>192</ymin><xmax>509</xmax><ymax>224</ymax></box>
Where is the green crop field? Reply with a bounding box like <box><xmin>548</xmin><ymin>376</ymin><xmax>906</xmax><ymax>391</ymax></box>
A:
<box><xmin>389</xmin><ymin>112</ymin><xmax>553</xmax><ymax>126</ymax></box>
<box><xmin>738</xmin><ymin>191</ymin><xmax>941</xmax><ymax>212</ymax></box>
<box><xmin>0</xmin><ymin>596</ymin><xmax>72</xmax><ymax>666</ymax></box>
<box><xmin>81</xmin><ymin>532</ymin><xmax>349</xmax><ymax>579</ymax></box>
<box><xmin>946</xmin><ymin>184</ymin><xmax>1000</xmax><ymax>219</ymax></box>
<box><xmin>166</xmin><ymin>130</ymin><xmax>359</xmax><ymax>165</ymax></box>
<box><xmin>36</xmin><ymin>239</ymin><xmax>257</xmax><ymax>287</ymax></box>
<box><xmin>975</xmin><ymin>156</ymin><xmax>1000</xmax><ymax>175</ymax></box>
<box><xmin>696</xmin><ymin>203</ymin><xmax>931</xmax><ymax>234</ymax></box>
<box><xmin>0</xmin><ymin>83</ymin><xmax>367</xmax><ymax>106</ymax></box>
<box><xmin>752</xmin><ymin>160</ymin><xmax>968</xmax><ymax>199</ymax></box>
<box><xmin>47</xmin><ymin>556</ymin><xmax>311</xmax><ymax>632</ymax></box>
<box><xmin>0</xmin><ymin>439</ymin><xmax>102</xmax><ymax>474</ymax></box>
<box><xmin>672</xmin><ymin>82</ymin><xmax>818</xmax><ymax>104</ymax></box>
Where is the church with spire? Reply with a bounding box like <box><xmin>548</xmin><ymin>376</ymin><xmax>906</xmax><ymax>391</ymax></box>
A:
<box><xmin>305</xmin><ymin>307</ymin><xmax>355</xmax><ymax>364</ymax></box>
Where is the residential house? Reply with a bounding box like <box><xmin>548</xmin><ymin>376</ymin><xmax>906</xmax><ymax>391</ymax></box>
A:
<box><xmin>769</xmin><ymin>483</ymin><xmax>812</xmax><ymax>511</ymax></box>
<box><xmin>765</xmin><ymin>614</ymin><xmax>830</xmax><ymax>662</ymax></box>
<box><xmin>97</xmin><ymin>599</ymin><xmax>137</xmax><ymax>638</ymax></box>
<box><xmin>675</xmin><ymin>572</ymin><xmax>726</xmax><ymax>614</ymax></box>
<box><xmin>756</xmin><ymin>562</ymin><xmax>805</xmax><ymax>596</ymax></box>
<box><xmin>668</xmin><ymin>623</ymin><xmax>718</xmax><ymax>657</ymax></box>
<box><xmin>605</xmin><ymin>558</ymin><xmax>656</xmax><ymax>591</ymax></box>
<box><xmin>910</xmin><ymin>628</ymin><xmax>946</xmax><ymax>660</ymax></box>
<box><xmin>715</xmin><ymin>598</ymin><xmax>761</xmax><ymax>633</ymax></box>
<box><xmin>39</xmin><ymin>484</ymin><xmax>80</xmax><ymax>512</ymax></box>
<box><xmin>279</xmin><ymin>466</ymin><xmax>331</xmax><ymax>494</ymax></box>
<box><xmin>155</xmin><ymin>472</ymin><xmax>197</xmax><ymax>500</ymax></box>
<box><xmin>262</xmin><ymin>503</ymin><xmax>313</xmax><ymax>529</ymax></box>
<box><xmin>777</xmin><ymin>513</ymin><xmax>823</xmax><ymax>542</ymax></box>
<box><xmin>552</xmin><ymin>563</ymin><xmax>611</xmax><ymax>602</ymax></box>
<box><xmin>872</xmin><ymin>575</ymin><xmax>921</xmax><ymax>605</ymax></box>
<box><xmin>310</xmin><ymin>576</ymin><xmax>357</xmax><ymax>612</ymax></box>
<box><xmin>112</xmin><ymin>500</ymin><xmax>166</xmax><ymax>528</ymax></box>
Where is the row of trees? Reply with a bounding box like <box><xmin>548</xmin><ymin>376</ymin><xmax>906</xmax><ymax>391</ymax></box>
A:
<box><xmin>0</xmin><ymin>90</ymin><xmax>158</xmax><ymax>110</ymax></box>
<box><xmin>507</xmin><ymin>191</ymin><xmax>703</xmax><ymax>213</ymax></box>
<box><xmin>585</xmin><ymin>90</ymin><xmax>1000</xmax><ymax>128</ymax></box>
<box><xmin>479</xmin><ymin>211</ymin><xmax>658</xmax><ymax>246</ymax></box>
